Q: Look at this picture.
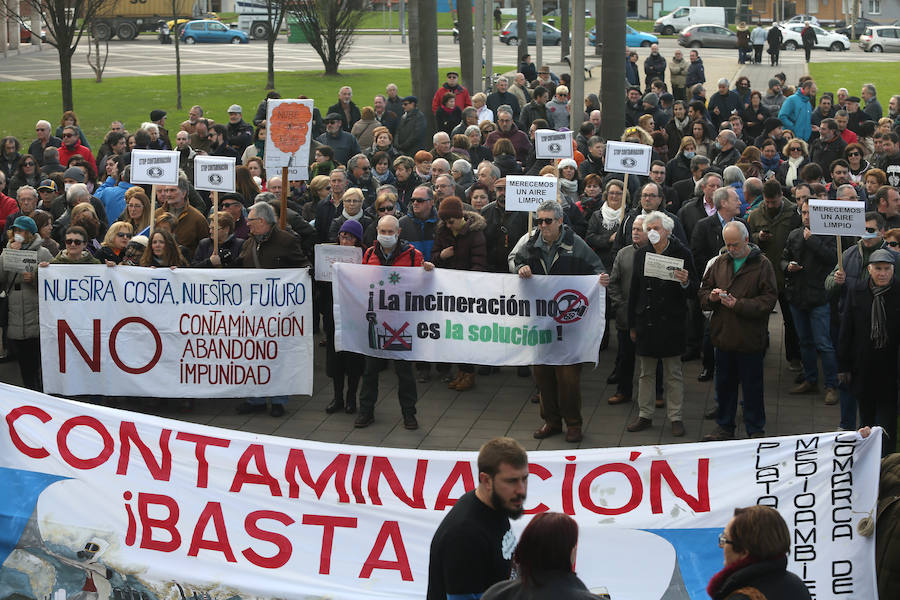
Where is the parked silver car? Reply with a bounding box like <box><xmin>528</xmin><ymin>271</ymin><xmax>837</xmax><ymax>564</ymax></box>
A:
<box><xmin>859</xmin><ymin>26</ymin><xmax>900</xmax><ymax>52</ymax></box>
<box><xmin>677</xmin><ymin>24</ymin><xmax>737</xmax><ymax>48</ymax></box>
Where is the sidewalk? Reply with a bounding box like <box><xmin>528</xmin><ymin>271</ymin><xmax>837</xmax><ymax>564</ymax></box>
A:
<box><xmin>0</xmin><ymin>309</ymin><xmax>842</xmax><ymax>452</ymax></box>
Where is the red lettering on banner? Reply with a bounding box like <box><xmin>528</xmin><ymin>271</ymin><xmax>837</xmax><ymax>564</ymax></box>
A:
<box><xmin>5</xmin><ymin>405</ymin><xmax>51</xmax><ymax>458</ymax></box>
<box><xmin>243</xmin><ymin>510</ymin><xmax>295</xmax><ymax>569</ymax></box>
<box><xmin>188</xmin><ymin>502</ymin><xmax>237</xmax><ymax>562</ymax></box>
<box><xmin>230</xmin><ymin>444</ymin><xmax>282</xmax><ymax>496</ymax></box>
<box><xmin>284</xmin><ymin>450</ymin><xmax>351</xmax><ymax>503</ymax></box>
<box><xmin>57</xmin><ymin>415</ymin><xmax>114</xmax><ymax>470</ymax></box>
<box><xmin>359</xmin><ymin>521</ymin><xmax>413</xmax><ymax>581</ymax></box>
<box><xmin>138</xmin><ymin>493</ymin><xmax>181</xmax><ymax>552</ymax></box>
<box><xmin>302</xmin><ymin>514</ymin><xmax>358</xmax><ymax>574</ymax></box>
<box><xmin>175</xmin><ymin>432</ymin><xmax>231</xmax><ymax>488</ymax></box>
<box><xmin>58</xmin><ymin>319</ymin><xmax>101</xmax><ymax>372</ymax></box>
<box><xmin>109</xmin><ymin>317</ymin><xmax>163</xmax><ymax>374</ymax></box>
<box><xmin>367</xmin><ymin>457</ymin><xmax>427</xmax><ymax>509</ymax></box>
<box><xmin>434</xmin><ymin>461</ymin><xmax>476</xmax><ymax>511</ymax></box>
<box><xmin>578</xmin><ymin>462</ymin><xmax>643</xmax><ymax>515</ymax></box>
<box><xmin>116</xmin><ymin>422</ymin><xmax>172</xmax><ymax>481</ymax></box>
<box><xmin>351</xmin><ymin>455</ymin><xmax>367</xmax><ymax>504</ymax></box>
<box><xmin>562</xmin><ymin>455</ymin><xmax>577</xmax><ymax>515</ymax></box>
<box><xmin>525</xmin><ymin>463</ymin><xmax>551</xmax><ymax>515</ymax></box>
<box><xmin>650</xmin><ymin>458</ymin><xmax>710</xmax><ymax>514</ymax></box>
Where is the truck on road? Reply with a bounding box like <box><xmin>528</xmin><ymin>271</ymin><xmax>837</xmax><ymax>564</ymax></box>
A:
<box><xmin>92</xmin><ymin>0</ymin><xmax>199</xmax><ymax>41</ymax></box>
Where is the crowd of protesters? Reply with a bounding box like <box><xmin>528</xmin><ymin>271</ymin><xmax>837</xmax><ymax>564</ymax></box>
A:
<box><xmin>1</xmin><ymin>49</ymin><xmax>899</xmax><ymax>454</ymax></box>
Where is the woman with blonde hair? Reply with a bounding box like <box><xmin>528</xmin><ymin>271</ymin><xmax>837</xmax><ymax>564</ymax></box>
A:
<box><xmin>96</xmin><ymin>221</ymin><xmax>133</xmax><ymax>264</ymax></box>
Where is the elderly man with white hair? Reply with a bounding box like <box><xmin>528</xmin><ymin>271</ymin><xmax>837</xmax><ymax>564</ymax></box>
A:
<box><xmin>708</xmin><ymin>78</ymin><xmax>742</xmax><ymax>124</ymax></box>
<box><xmin>486</xmin><ymin>76</ymin><xmax>521</xmax><ymax>122</ymax></box>
<box><xmin>28</xmin><ymin>120</ymin><xmax>61</xmax><ymax>166</ymax></box>
<box><xmin>430</xmin><ymin>131</ymin><xmax>461</xmax><ymax>164</ymax></box>
<box><xmin>712</xmin><ymin>130</ymin><xmax>741</xmax><ymax>169</ymax></box>
<box><xmin>700</xmin><ymin>220</ymin><xmax>777</xmax><ymax>441</ymax></box>
<box><xmin>236</xmin><ymin>201</ymin><xmax>311</xmax><ymax>417</ymax></box>
<box><xmin>626</xmin><ymin>210</ymin><xmax>697</xmax><ymax>438</ymax></box>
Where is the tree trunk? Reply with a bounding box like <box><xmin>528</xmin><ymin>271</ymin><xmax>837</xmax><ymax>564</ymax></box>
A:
<box><xmin>175</xmin><ymin>26</ymin><xmax>182</xmax><ymax>109</ymax></box>
<box><xmin>267</xmin><ymin>35</ymin><xmax>276</xmax><ymax>89</ymax></box>
<box><xmin>600</xmin><ymin>0</ymin><xmax>624</xmax><ymax>142</ymax></box>
<box><xmin>594</xmin><ymin>0</ymin><xmax>601</xmax><ymax>55</ymax></box>
<box><xmin>59</xmin><ymin>48</ymin><xmax>74</xmax><ymax>111</ymax></box>
<box><xmin>457</xmin><ymin>0</ymin><xmax>473</xmax><ymax>92</ymax></box>
<box><xmin>516</xmin><ymin>0</ymin><xmax>527</xmax><ymax>63</ymax></box>
<box><xmin>410</xmin><ymin>0</ymin><xmax>437</xmax><ymax>133</ymax></box>
<box><xmin>560</xmin><ymin>0</ymin><xmax>569</xmax><ymax>59</ymax></box>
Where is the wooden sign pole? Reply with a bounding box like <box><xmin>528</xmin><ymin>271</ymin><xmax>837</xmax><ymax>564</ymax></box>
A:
<box><xmin>280</xmin><ymin>166</ymin><xmax>288</xmax><ymax>230</ymax></box>
<box><xmin>149</xmin><ymin>185</ymin><xmax>157</xmax><ymax>237</ymax></box>
<box><xmin>212</xmin><ymin>190</ymin><xmax>219</xmax><ymax>254</ymax></box>
<box><xmin>837</xmin><ymin>235</ymin><xmax>843</xmax><ymax>270</ymax></box>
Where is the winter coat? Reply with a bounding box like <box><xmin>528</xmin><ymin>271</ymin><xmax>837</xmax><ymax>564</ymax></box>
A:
<box><xmin>399</xmin><ymin>208</ymin><xmax>438</xmax><ymax>260</ymax></box>
<box><xmin>767</xmin><ymin>26</ymin><xmax>783</xmax><ymax>52</ymax></box>
<box><xmin>628</xmin><ymin>236</ymin><xmax>698</xmax><ymax>357</ymax></box>
<box><xmin>837</xmin><ymin>283</ymin><xmax>900</xmax><ymax>399</ymax></box>
<box><xmin>666</xmin><ymin>153</ymin><xmax>693</xmax><ymax>187</ymax></box>
<box><xmin>545</xmin><ymin>98</ymin><xmax>570</xmax><ymax>130</ymax></box>
<box><xmin>486</xmin><ymin>91</ymin><xmax>521</xmax><ymax>122</ymax></box>
<box><xmin>481</xmin><ymin>201</ymin><xmax>528</xmax><ymax>273</ymax></box>
<box><xmin>435</xmin><ymin>106</ymin><xmax>463</xmax><ymax>135</ymax></box>
<box><xmin>430</xmin><ymin>211</ymin><xmax>487</xmax><ymax>271</ymax></box>
<box><xmin>510</xmin><ymin>224</ymin><xmax>604</xmax><ymax>276</ymax></box>
<box><xmin>350</xmin><ymin>117</ymin><xmax>379</xmax><ymax>149</ymax></box>
<box><xmin>669</xmin><ymin>57</ymin><xmax>688</xmax><ymax>88</ymax></box>
<box><xmin>482</xmin><ymin>571</ymin><xmax>597</xmax><ymax>600</ymax></box>
<box><xmin>876</xmin><ymin>453</ymin><xmax>900</xmax><ymax>599</ymax></box>
<box><xmin>691</xmin><ymin>214</ymin><xmax>746</xmax><ymax>274</ymax></box>
<box><xmin>699</xmin><ymin>244</ymin><xmax>778</xmax><ymax>353</ymax></box>
<box><xmin>363</xmin><ymin>239</ymin><xmax>423</xmax><ymax>267</ymax></box>
<box><xmin>708</xmin><ymin>91</ymin><xmax>743</xmax><ymax>122</ymax></box>
<box><xmin>326</xmin><ymin>100</ymin><xmax>361</xmax><ymax>132</ymax></box>
<box><xmin>685</xmin><ymin>58</ymin><xmax>705</xmax><ymax>88</ymax></box>
<box><xmin>778</xmin><ymin>90</ymin><xmax>813</xmax><ymax>142</ymax></box>
<box><xmin>191</xmin><ymin>236</ymin><xmax>245</xmax><ymax>268</ymax></box>
<box><xmin>644</xmin><ymin>52</ymin><xmax>667</xmax><ymax>85</ymax></box>
<box><xmin>741</xmin><ymin>103</ymin><xmax>771</xmax><ymax>139</ymax></box>
<box><xmin>775</xmin><ymin>157</ymin><xmax>809</xmax><ymax>188</ymax></box>
<box><xmin>518</xmin><ymin>101</ymin><xmax>547</xmax><ymax>134</ymax></box>
<box><xmin>825</xmin><ymin>240</ymin><xmax>896</xmax><ymax>310</ymax></box>
<box><xmin>809</xmin><ymin>135</ymin><xmax>847</xmax><ymax>180</ymax></box>
<box><xmin>625</xmin><ymin>59</ymin><xmax>640</xmax><ymax>88</ymax></box>
<box><xmin>315</xmin><ymin>130</ymin><xmax>362</xmax><ymax>166</ymax></box>
<box><xmin>431</xmin><ymin>83</ymin><xmax>472</xmax><ymax>114</ymax></box>
<box><xmin>238</xmin><ymin>227</ymin><xmax>310</xmax><ymax>268</ymax></box>
<box><xmin>801</xmin><ymin>25</ymin><xmax>817</xmax><ymax>49</ymax></box>
<box><xmin>585</xmin><ymin>208</ymin><xmax>622</xmax><ymax>270</ymax></box>
<box><xmin>153</xmin><ymin>204</ymin><xmax>208</xmax><ymax>257</ymax></box>
<box><xmin>493</xmin><ymin>154</ymin><xmax>522</xmax><ymax>178</ymax></box>
<box><xmin>746</xmin><ymin>199</ymin><xmax>800</xmax><ymax>290</ymax></box>
<box><xmin>737</xmin><ymin>28</ymin><xmax>751</xmax><ymax>49</ymax></box>
<box><xmin>609</xmin><ymin>243</ymin><xmax>640</xmax><ymax>327</ymax></box>
<box><xmin>0</xmin><ymin>237</ymin><xmax>53</xmax><ymax>340</ymax></box>
<box><xmin>781</xmin><ymin>227</ymin><xmax>837</xmax><ymax>308</ymax></box>
<box><xmin>709</xmin><ymin>556</ymin><xmax>811</xmax><ymax>600</ymax></box>
<box><xmin>485</xmin><ymin>125</ymin><xmax>532</xmax><ymax>164</ymax></box>
<box><xmin>395</xmin><ymin>108</ymin><xmax>429</xmax><ymax>156</ymax></box>
<box><xmin>328</xmin><ymin>214</ymin><xmax>374</xmax><ymax>244</ymax></box>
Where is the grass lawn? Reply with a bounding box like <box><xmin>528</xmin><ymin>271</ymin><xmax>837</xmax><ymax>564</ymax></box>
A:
<box><xmin>809</xmin><ymin>62</ymin><xmax>898</xmax><ymax>96</ymax></box>
<box><xmin>3</xmin><ymin>66</ymin><xmax>511</xmax><ymax>149</ymax></box>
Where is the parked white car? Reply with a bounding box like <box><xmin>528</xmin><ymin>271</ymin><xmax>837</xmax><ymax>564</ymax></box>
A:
<box><xmin>778</xmin><ymin>24</ymin><xmax>850</xmax><ymax>51</ymax></box>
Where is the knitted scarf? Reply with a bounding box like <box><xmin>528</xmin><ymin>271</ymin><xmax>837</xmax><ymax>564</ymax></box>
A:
<box><xmin>870</xmin><ymin>279</ymin><xmax>892</xmax><ymax>349</ymax></box>
<box><xmin>600</xmin><ymin>201</ymin><xmax>623</xmax><ymax>229</ymax></box>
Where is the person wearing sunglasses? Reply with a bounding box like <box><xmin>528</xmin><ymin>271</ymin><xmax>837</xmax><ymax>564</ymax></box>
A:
<box><xmin>510</xmin><ymin>200</ymin><xmax>610</xmax><ymax>443</ymax></box>
<box><xmin>8</xmin><ymin>153</ymin><xmax>40</xmax><ymax>199</ymax></box>
<box><xmin>708</xmin><ymin>506</ymin><xmax>811</xmax><ymax>600</ymax></box>
<box><xmin>843</xmin><ymin>143</ymin><xmax>870</xmax><ymax>183</ymax></box>
<box><xmin>96</xmin><ymin>221</ymin><xmax>134</xmax><ymax>265</ymax></box>
<box><xmin>57</xmin><ymin>126</ymin><xmax>96</xmax><ymax>175</ymax></box>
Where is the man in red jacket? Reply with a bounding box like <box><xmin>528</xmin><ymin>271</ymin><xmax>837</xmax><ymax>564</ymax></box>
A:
<box><xmin>57</xmin><ymin>126</ymin><xmax>96</xmax><ymax>173</ymax></box>
<box><xmin>431</xmin><ymin>71</ymin><xmax>472</xmax><ymax>115</ymax></box>
<box><xmin>356</xmin><ymin>214</ymin><xmax>434</xmax><ymax>430</ymax></box>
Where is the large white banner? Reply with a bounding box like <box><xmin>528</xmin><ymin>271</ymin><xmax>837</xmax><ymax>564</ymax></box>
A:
<box><xmin>38</xmin><ymin>265</ymin><xmax>313</xmax><ymax>397</ymax></box>
<box><xmin>0</xmin><ymin>386</ymin><xmax>881</xmax><ymax>599</ymax></box>
<box><xmin>332</xmin><ymin>265</ymin><xmax>605</xmax><ymax>365</ymax></box>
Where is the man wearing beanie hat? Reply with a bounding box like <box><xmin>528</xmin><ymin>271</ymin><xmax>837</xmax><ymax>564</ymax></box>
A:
<box><xmin>642</xmin><ymin>92</ymin><xmax>668</xmax><ymax>130</ymax></box>
<box><xmin>431</xmin><ymin>196</ymin><xmax>488</xmax><ymax>391</ymax></box>
<box><xmin>753</xmin><ymin>117</ymin><xmax>785</xmax><ymax>150</ymax></box>
<box><xmin>150</xmin><ymin>109</ymin><xmax>171</xmax><ymax>150</ymax></box>
<box><xmin>338</xmin><ymin>218</ymin><xmax>363</xmax><ymax>242</ymax></box>
<box><xmin>838</xmin><ymin>248</ymin><xmax>900</xmax><ymax>456</ymax></box>
<box><xmin>762</xmin><ymin>79</ymin><xmax>786</xmax><ymax>114</ymax></box>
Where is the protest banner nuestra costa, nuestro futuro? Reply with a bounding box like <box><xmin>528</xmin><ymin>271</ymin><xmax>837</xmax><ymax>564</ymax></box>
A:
<box><xmin>38</xmin><ymin>265</ymin><xmax>313</xmax><ymax>397</ymax></box>
<box><xmin>0</xmin><ymin>385</ymin><xmax>882</xmax><ymax>599</ymax></box>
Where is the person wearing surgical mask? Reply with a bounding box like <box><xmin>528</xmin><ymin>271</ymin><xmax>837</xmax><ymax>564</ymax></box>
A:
<box><xmin>626</xmin><ymin>210</ymin><xmax>697</xmax><ymax>439</ymax></box>
<box><xmin>355</xmin><ymin>214</ymin><xmax>433</xmax><ymax>431</ymax></box>
<box><xmin>0</xmin><ymin>215</ymin><xmax>54</xmax><ymax>390</ymax></box>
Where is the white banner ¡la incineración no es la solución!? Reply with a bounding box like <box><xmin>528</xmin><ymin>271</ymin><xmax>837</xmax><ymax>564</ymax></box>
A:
<box><xmin>0</xmin><ymin>386</ymin><xmax>881</xmax><ymax>600</ymax></box>
<box><xmin>332</xmin><ymin>264</ymin><xmax>605</xmax><ymax>365</ymax></box>
<box><xmin>38</xmin><ymin>265</ymin><xmax>313</xmax><ymax>397</ymax></box>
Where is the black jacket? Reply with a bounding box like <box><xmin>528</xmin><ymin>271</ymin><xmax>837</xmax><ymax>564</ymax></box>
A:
<box><xmin>395</xmin><ymin>108</ymin><xmax>428</xmax><ymax>156</ymax></box>
<box><xmin>809</xmin><ymin>135</ymin><xmax>847</xmax><ymax>181</ymax></box>
<box><xmin>481</xmin><ymin>201</ymin><xmax>528</xmax><ymax>273</ymax></box>
<box><xmin>691</xmin><ymin>213</ymin><xmax>746</xmax><ymax>274</ymax></box>
<box><xmin>709</xmin><ymin>556</ymin><xmax>811</xmax><ymax>600</ymax></box>
<box><xmin>644</xmin><ymin>52</ymin><xmax>667</xmax><ymax>85</ymax></box>
<box><xmin>326</xmin><ymin>100</ymin><xmax>361</xmax><ymax>132</ymax></box>
<box><xmin>628</xmin><ymin>236</ymin><xmax>698</xmax><ymax>357</ymax></box>
<box><xmin>685</xmin><ymin>58</ymin><xmax>705</xmax><ymax>88</ymax></box>
<box><xmin>666</xmin><ymin>154</ymin><xmax>693</xmax><ymax>187</ymax></box>
<box><xmin>781</xmin><ymin>227</ymin><xmax>837</xmax><ymax>309</ymax></box>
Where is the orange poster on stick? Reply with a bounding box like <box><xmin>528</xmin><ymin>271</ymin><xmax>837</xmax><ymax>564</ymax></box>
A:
<box><xmin>264</xmin><ymin>99</ymin><xmax>315</xmax><ymax>178</ymax></box>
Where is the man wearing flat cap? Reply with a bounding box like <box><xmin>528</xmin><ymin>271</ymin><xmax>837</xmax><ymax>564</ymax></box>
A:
<box><xmin>316</xmin><ymin>113</ymin><xmax>361</xmax><ymax>165</ymax></box>
<box><xmin>150</xmin><ymin>109</ymin><xmax>171</xmax><ymax>150</ymax></box>
<box><xmin>838</xmin><ymin>248</ymin><xmax>900</xmax><ymax>456</ymax></box>
<box><xmin>431</xmin><ymin>71</ymin><xmax>472</xmax><ymax>115</ymax></box>
<box><xmin>225</xmin><ymin>104</ymin><xmax>254</xmax><ymax>156</ymax></box>
<box><xmin>395</xmin><ymin>96</ymin><xmax>428</xmax><ymax>157</ymax></box>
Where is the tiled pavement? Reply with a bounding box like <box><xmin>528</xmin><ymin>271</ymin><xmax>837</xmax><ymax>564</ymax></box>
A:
<box><xmin>2</xmin><ymin>308</ymin><xmax>844</xmax><ymax>451</ymax></box>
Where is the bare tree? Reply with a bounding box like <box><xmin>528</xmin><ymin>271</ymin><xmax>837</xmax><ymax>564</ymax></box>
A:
<box><xmin>457</xmin><ymin>0</ymin><xmax>473</xmax><ymax>92</ymax></box>
<box><xmin>171</xmin><ymin>0</ymin><xmax>182</xmax><ymax>109</ymax></box>
<box><xmin>8</xmin><ymin>0</ymin><xmax>118</xmax><ymax>111</ymax></box>
<box><xmin>287</xmin><ymin>0</ymin><xmax>365</xmax><ymax>76</ymax></box>
<box><xmin>86</xmin><ymin>31</ymin><xmax>109</xmax><ymax>83</ymax></box>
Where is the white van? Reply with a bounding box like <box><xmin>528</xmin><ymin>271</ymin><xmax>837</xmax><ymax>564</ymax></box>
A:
<box><xmin>654</xmin><ymin>6</ymin><xmax>726</xmax><ymax>35</ymax></box>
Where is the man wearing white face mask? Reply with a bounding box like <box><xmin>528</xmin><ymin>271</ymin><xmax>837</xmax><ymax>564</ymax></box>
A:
<box><xmin>355</xmin><ymin>215</ymin><xmax>434</xmax><ymax>430</ymax></box>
